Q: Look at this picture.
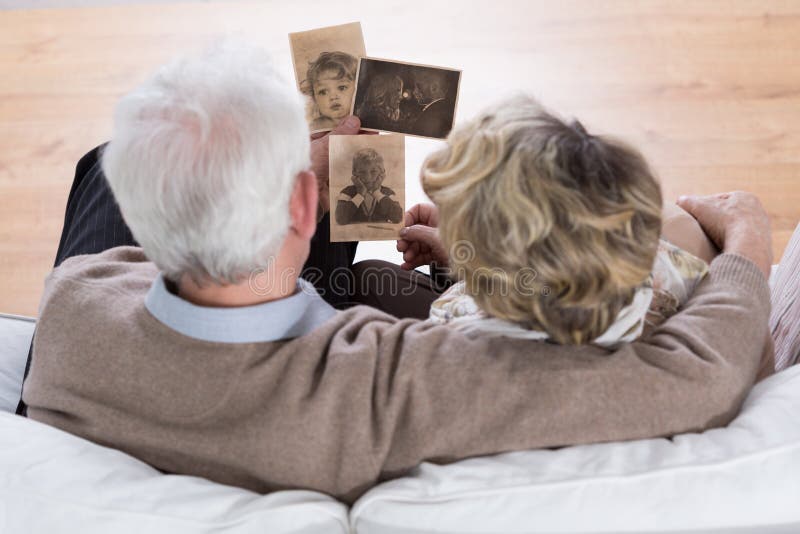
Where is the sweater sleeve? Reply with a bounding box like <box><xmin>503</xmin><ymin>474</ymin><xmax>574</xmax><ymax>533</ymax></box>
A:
<box><xmin>344</xmin><ymin>253</ymin><xmax>770</xmax><ymax>477</ymax></box>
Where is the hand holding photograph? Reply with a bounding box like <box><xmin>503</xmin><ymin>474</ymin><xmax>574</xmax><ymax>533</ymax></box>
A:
<box><xmin>329</xmin><ymin>134</ymin><xmax>405</xmax><ymax>242</ymax></box>
<box><xmin>289</xmin><ymin>22</ymin><xmax>366</xmax><ymax>134</ymax></box>
<box><xmin>352</xmin><ymin>57</ymin><xmax>461</xmax><ymax>139</ymax></box>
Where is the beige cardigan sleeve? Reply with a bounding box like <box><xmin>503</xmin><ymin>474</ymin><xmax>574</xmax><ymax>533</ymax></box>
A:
<box><xmin>329</xmin><ymin>253</ymin><xmax>770</xmax><ymax>480</ymax></box>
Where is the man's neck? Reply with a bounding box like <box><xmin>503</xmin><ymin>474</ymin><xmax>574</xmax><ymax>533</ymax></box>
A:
<box><xmin>176</xmin><ymin>261</ymin><xmax>301</xmax><ymax>308</ymax></box>
<box><xmin>177</xmin><ymin>278</ymin><xmax>297</xmax><ymax>308</ymax></box>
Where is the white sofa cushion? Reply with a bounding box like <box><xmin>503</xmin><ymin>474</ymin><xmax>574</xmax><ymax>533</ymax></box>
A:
<box><xmin>0</xmin><ymin>314</ymin><xmax>347</xmax><ymax>533</ymax></box>
<box><xmin>351</xmin><ymin>365</ymin><xmax>800</xmax><ymax>534</ymax></box>
<box><xmin>0</xmin><ymin>411</ymin><xmax>349</xmax><ymax>533</ymax></box>
<box><xmin>0</xmin><ymin>313</ymin><xmax>35</xmax><ymax>413</ymax></box>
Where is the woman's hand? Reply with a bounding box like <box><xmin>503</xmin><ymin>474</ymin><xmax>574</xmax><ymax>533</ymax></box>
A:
<box><xmin>677</xmin><ymin>191</ymin><xmax>772</xmax><ymax>277</ymax></box>
<box><xmin>396</xmin><ymin>203</ymin><xmax>449</xmax><ymax>270</ymax></box>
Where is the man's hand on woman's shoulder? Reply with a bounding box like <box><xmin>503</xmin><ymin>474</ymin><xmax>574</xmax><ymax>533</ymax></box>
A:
<box><xmin>677</xmin><ymin>191</ymin><xmax>772</xmax><ymax>278</ymax></box>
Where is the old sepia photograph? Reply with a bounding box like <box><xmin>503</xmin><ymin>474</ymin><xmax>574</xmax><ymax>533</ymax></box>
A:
<box><xmin>289</xmin><ymin>22</ymin><xmax>366</xmax><ymax>134</ymax></box>
<box><xmin>329</xmin><ymin>133</ymin><xmax>405</xmax><ymax>243</ymax></box>
<box><xmin>352</xmin><ymin>57</ymin><xmax>461</xmax><ymax>139</ymax></box>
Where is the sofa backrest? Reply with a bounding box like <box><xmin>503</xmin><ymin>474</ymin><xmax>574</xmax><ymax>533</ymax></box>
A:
<box><xmin>351</xmin><ymin>365</ymin><xmax>800</xmax><ymax>533</ymax></box>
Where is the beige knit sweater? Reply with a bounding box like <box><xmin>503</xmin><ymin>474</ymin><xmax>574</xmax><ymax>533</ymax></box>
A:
<box><xmin>24</xmin><ymin>247</ymin><xmax>770</xmax><ymax>504</ymax></box>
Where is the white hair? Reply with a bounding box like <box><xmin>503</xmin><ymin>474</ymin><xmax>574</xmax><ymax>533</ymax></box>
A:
<box><xmin>102</xmin><ymin>42</ymin><xmax>310</xmax><ymax>283</ymax></box>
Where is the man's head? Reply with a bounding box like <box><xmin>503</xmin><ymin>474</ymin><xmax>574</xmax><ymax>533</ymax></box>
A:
<box><xmin>412</xmin><ymin>70</ymin><xmax>447</xmax><ymax>106</ymax></box>
<box><xmin>102</xmin><ymin>42</ymin><xmax>318</xmax><ymax>287</ymax></box>
<box><xmin>351</xmin><ymin>148</ymin><xmax>385</xmax><ymax>193</ymax></box>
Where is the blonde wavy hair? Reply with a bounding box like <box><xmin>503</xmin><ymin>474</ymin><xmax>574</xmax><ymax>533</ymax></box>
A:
<box><xmin>422</xmin><ymin>95</ymin><xmax>663</xmax><ymax>344</ymax></box>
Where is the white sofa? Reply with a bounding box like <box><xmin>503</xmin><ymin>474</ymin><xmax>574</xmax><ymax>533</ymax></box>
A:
<box><xmin>2</xmin><ymin>312</ymin><xmax>799</xmax><ymax>534</ymax></box>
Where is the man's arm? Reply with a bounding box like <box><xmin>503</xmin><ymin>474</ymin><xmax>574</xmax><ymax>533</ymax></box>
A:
<box><xmin>340</xmin><ymin>251</ymin><xmax>769</xmax><ymax>478</ymax></box>
<box><xmin>351</xmin><ymin>192</ymin><xmax>772</xmax><ymax>479</ymax></box>
<box><xmin>302</xmin><ymin>191</ymin><xmax>771</xmax><ymax>501</ymax></box>
<box><xmin>309</xmin><ymin>249</ymin><xmax>768</xmax><ymax>505</ymax></box>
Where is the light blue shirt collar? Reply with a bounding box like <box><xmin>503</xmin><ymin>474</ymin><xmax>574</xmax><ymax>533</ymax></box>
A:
<box><xmin>144</xmin><ymin>274</ymin><xmax>337</xmax><ymax>343</ymax></box>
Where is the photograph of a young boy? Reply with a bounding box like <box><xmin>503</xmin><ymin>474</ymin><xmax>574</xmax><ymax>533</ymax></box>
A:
<box><xmin>335</xmin><ymin>148</ymin><xmax>403</xmax><ymax>226</ymax></box>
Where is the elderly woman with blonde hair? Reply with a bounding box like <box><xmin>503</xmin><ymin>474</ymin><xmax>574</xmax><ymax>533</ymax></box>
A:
<box><xmin>356</xmin><ymin>73</ymin><xmax>404</xmax><ymax>127</ymax></box>
<box><xmin>398</xmin><ymin>95</ymin><xmax>773</xmax><ymax>377</ymax></box>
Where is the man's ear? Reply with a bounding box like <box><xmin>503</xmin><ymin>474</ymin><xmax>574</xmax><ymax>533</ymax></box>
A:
<box><xmin>289</xmin><ymin>170</ymin><xmax>318</xmax><ymax>240</ymax></box>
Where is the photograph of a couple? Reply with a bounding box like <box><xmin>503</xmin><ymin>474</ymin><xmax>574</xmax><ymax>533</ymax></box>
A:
<box><xmin>354</xmin><ymin>57</ymin><xmax>461</xmax><ymax>139</ymax></box>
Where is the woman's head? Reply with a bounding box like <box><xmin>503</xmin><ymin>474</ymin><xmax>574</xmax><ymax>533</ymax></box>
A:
<box><xmin>360</xmin><ymin>74</ymin><xmax>403</xmax><ymax>122</ymax></box>
<box><xmin>422</xmin><ymin>95</ymin><xmax>663</xmax><ymax>344</ymax></box>
<box><xmin>304</xmin><ymin>51</ymin><xmax>357</xmax><ymax>121</ymax></box>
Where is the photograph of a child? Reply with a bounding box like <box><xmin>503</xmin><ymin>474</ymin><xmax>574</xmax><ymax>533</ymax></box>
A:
<box><xmin>289</xmin><ymin>22</ymin><xmax>366</xmax><ymax>133</ymax></box>
<box><xmin>329</xmin><ymin>134</ymin><xmax>405</xmax><ymax>242</ymax></box>
<box><xmin>336</xmin><ymin>148</ymin><xmax>403</xmax><ymax>225</ymax></box>
<box><xmin>353</xmin><ymin>57</ymin><xmax>461</xmax><ymax>139</ymax></box>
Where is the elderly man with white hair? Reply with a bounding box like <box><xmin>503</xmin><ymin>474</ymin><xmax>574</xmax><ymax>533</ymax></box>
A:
<box><xmin>17</xmin><ymin>43</ymin><xmax>773</xmax><ymax>504</ymax></box>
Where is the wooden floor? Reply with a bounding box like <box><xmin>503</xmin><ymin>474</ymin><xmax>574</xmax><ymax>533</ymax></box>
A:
<box><xmin>1</xmin><ymin>0</ymin><xmax>799</xmax><ymax>316</ymax></box>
